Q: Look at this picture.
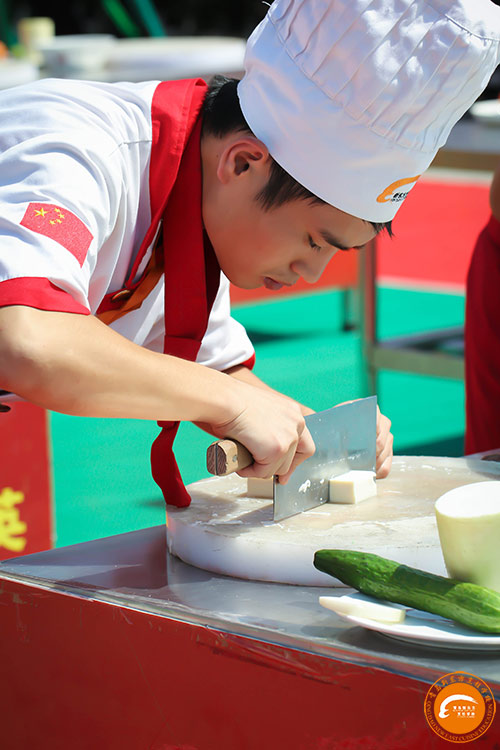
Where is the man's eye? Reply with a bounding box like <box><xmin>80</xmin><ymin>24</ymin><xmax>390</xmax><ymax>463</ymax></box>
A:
<box><xmin>308</xmin><ymin>235</ymin><xmax>322</xmax><ymax>251</ymax></box>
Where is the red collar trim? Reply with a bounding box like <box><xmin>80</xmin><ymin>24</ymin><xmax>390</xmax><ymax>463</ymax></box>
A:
<box><xmin>128</xmin><ymin>78</ymin><xmax>208</xmax><ymax>285</ymax></box>
<box><xmin>97</xmin><ymin>79</ymin><xmax>209</xmax><ymax>317</ymax></box>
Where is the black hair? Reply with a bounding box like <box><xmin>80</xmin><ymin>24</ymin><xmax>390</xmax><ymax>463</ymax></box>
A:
<box><xmin>202</xmin><ymin>75</ymin><xmax>393</xmax><ymax>238</ymax></box>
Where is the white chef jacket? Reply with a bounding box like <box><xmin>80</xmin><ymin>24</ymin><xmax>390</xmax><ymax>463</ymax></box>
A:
<box><xmin>0</xmin><ymin>77</ymin><xmax>254</xmax><ymax>376</ymax></box>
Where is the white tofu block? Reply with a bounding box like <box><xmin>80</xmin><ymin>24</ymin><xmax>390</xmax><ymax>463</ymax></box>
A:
<box><xmin>319</xmin><ymin>595</ymin><xmax>406</xmax><ymax>623</ymax></box>
<box><xmin>328</xmin><ymin>470</ymin><xmax>376</xmax><ymax>504</ymax></box>
<box><xmin>247</xmin><ymin>476</ymin><xmax>274</xmax><ymax>499</ymax></box>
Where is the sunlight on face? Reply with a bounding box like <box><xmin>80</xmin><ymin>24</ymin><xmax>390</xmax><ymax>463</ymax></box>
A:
<box><xmin>204</xmin><ymin>186</ymin><xmax>376</xmax><ymax>291</ymax></box>
<box><xmin>201</xmin><ymin>133</ymin><xmax>377</xmax><ymax>291</ymax></box>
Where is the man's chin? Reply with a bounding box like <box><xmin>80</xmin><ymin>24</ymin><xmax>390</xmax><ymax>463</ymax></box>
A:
<box><xmin>225</xmin><ymin>275</ymin><xmax>260</xmax><ymax>291</ymax></box>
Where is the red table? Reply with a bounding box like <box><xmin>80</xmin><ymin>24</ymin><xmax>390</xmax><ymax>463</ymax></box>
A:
<box><xmin>1</xmin><ymin>525</ymin><xmax>499</xmax><ymax>749</ymax></box>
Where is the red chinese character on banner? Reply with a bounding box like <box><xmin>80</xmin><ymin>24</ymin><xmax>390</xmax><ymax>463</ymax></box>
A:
<box><xmin>0</xmin><ymin>487</ymin><xmax>27</xmax><ymax>553</ymax></box>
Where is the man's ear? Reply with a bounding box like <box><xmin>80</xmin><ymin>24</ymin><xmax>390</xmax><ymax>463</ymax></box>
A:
<box><xmin>216</xmin><ymin>136</ymin><xmax>270</xmax><ymax>184</ymax></box>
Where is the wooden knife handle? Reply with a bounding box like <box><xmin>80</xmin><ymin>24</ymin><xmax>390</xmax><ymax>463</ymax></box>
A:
<box><xmin>206</xmin><ymin>439</ymin><xmax>253</xmax><ymax>476</ymax></box>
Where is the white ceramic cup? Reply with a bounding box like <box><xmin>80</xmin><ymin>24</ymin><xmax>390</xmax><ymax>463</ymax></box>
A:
<box><xmin>435</xmin><ymin>481</ymin><xmax>500</xmax><ymax>592</ymax></box>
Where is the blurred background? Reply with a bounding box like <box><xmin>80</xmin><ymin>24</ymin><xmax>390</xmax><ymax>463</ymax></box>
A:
<box><xmin>1</xmin><ymin>0</ymin><xmax>500</xmax><ymax>558</ymax></box>
<box><xmin>1</xmin><ymin>0</ymin><xmax>265</xmax><ymax>39</ymax></box>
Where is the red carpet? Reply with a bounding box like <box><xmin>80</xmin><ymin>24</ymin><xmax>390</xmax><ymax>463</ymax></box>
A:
<box><xmin>230</xmin><ymin>176</ymin><xmax>490</xmax><ymax>303</ymax></box>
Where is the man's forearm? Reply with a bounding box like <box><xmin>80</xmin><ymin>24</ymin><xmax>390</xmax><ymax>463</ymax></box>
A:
<box><xmin>0</xmin><ymin>305</ymin><xmax>240</xmax><ymax>423</ymax></box>
<box><xmin>0</xmin><ymin>307</ymin><xmax>315</xmax><ymax>482</ymax></box>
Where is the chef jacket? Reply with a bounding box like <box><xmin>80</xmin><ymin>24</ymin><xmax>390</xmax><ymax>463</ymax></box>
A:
<box><xmin>0</xmin><ymin>76</ymin><xmax>255</xmax><ymax>506</ymax></box>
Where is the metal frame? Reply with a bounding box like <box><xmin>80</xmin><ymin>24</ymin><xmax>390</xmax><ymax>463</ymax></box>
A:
<box><xmin>360</xmin><ymin>237</ymin><xmax>464</xmax><ymax>396</ymax></box>
<box><xmin>359</xmin><ymin>116</ymin><xmax>499</xmax><ymax>396</ymax></box>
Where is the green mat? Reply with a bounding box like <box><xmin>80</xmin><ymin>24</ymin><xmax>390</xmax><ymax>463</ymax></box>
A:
<box><xmin>50</xmin><ymin>285</ymin><xmax>465</xmax><ymax>547</ymax></box>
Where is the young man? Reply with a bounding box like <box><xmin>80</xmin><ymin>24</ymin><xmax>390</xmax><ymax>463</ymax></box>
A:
<box><xmin>0</xmin><ymin>0</ymin><xmax>499</xmax><ymax>509</ymax></box>
<box><xmin>465</xmin><ymin>160</ymin><xmax>500</xmax><ymax>454</ymax></box>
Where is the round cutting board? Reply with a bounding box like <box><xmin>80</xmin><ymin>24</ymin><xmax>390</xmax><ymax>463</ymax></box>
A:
<box><xmin>166</xmin><ymin>456</ymin><xmax>500</xmax><ymax>586</ymax></box>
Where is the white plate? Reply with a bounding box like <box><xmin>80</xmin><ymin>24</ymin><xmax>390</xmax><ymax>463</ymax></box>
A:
<box><xmin>470</xmin><ymin>99</ymin><xmax>500</xmax><ymax>126</ymax></box>
<box><xmin>325</xmin><ymin>593</ymin><xmax>500</xmax><ymax>651</ymax></box>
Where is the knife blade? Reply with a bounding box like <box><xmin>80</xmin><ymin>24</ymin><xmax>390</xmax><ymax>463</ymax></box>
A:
<box><xmin>273</xmin><ymin>396</ymin><xmax>377</xmax><ymax>520</ymax></box>
<box><xmin>206</xmin><ymin>395</ymin><xmax>377</xmax><ymax>521</ymax></box>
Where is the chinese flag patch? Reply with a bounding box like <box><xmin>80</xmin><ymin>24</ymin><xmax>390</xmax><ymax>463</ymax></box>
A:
<box><xmin>20</xmin><ymin>202</ymin><xmax>93</xmax><ymax>267</ymax></box>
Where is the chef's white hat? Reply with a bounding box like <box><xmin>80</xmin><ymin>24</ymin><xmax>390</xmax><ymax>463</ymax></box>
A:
<box><xmin>238</xmin><ymin>0</ymin><xmax>500</xmax><ymax>222</ymax></box>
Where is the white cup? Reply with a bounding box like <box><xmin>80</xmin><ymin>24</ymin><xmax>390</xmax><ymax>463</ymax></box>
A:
<box><xmin>435</xmin><ymin>481</ymin><xmax>500</xmax><ymax>592</ymax></box>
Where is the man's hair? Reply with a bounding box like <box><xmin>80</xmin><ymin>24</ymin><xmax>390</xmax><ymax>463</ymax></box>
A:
<box><xmin>202</xmin><ymin>75</ymin><xmax>392</xmax><ymax>238</ymax></box>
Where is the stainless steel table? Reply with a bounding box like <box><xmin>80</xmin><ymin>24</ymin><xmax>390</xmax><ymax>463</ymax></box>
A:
<box><xmin>1</xmin><ymin>523</ymin><xmax>499</xmax><ymax>748</ymax></box>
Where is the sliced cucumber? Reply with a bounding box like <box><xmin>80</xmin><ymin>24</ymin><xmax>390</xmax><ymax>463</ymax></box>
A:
<box><xmin>319</xmin><ymin>595</ymin><xmax>406</xmax><ymax>623</ymax></box>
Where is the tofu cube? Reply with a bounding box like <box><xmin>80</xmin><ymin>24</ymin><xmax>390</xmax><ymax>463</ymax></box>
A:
<box><xmin>328</xmin><ymin>470</ymin><xmax>376</xmax><ymax>504</ymax></box>
<box><xmin>247</xmin><ymin>476</ymin><xmax>274</xmax><ymax>498</ymax></box>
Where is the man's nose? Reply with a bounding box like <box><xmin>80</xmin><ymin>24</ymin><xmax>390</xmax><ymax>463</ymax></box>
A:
<box><xmin>291</xmin><ymin>250</ymin><xmax>337</xmax><ymax>284</ymax></box>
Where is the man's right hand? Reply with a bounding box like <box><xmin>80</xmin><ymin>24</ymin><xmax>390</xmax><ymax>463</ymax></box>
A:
<box><xmin>210</xmin><ymin>381</ymin><xmax>316</xmax><ymax>484</ymax></box>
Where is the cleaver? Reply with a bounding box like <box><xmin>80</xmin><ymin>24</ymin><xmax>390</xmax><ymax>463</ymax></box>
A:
<box><xmin>206</xmin><ymin>395</ymin><xmax>377</xmax><ymax>521</ymax></box>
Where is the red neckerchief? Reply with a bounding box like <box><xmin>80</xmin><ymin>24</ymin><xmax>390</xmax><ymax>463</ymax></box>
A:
<box><xmin>147</xmin><ymin>79</ymin><xmax>221</xmax><ymax>507</ymax></box>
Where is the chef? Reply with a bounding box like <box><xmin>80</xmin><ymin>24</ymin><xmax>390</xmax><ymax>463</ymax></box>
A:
<box><xmin>0</xmin><ymin>0</ymin><xmax>499</xmax><ymax>509</ymax></box>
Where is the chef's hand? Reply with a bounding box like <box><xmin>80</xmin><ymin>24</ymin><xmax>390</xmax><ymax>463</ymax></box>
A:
<box><xmin>211</xmin><ymin>383</ymin><xmax>316</xmax><ymax>484</ymax></box>
<box><xmin>321</xmin><ymin>399</ymin><xmax>393</xmax><ymax>479</ymax></box>
<box><xmin>376</xmin><ymin>406</ymin><xmax>393</xmax><ymax>478</ymax></box>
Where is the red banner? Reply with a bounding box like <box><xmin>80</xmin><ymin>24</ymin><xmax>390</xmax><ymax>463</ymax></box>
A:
<box><xmin>0</xmin><ymin>402</ymin><xmax>53</xmax><ymax>559</ymax></box>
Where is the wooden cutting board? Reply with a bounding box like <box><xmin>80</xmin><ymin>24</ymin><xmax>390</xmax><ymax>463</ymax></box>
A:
<box><xmin>166</xmin><ymin>456</ymin><xmax>500</xmax><ymax>586</ymax></box>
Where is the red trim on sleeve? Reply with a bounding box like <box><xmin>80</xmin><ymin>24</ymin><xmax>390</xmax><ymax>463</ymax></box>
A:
<box><xmin>0</xmin><ymin>277</ymin><xmax>90</xmax><ymax>315</ymax></box>
<box><xmin>240</xmin><ymin>353</ymin><xmax>256</xmax><ymax>370</ymax></box>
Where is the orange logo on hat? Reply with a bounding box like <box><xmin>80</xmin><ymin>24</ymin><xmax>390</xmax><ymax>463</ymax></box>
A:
<box><xmin>424</xmin><ymin>672</ymin><xmax>496</xmax><ymax>743</ymax></box>
<box><xmin>376</xmin><ymin>175</ymin><xmax>420</xmax><ymax>204</ymax></box>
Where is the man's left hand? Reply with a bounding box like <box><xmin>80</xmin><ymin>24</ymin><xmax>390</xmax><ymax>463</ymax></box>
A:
<box><xmin>376</xmin><ymin>405</ymin><xmax>393</xmax><ymax>478</ymax></box>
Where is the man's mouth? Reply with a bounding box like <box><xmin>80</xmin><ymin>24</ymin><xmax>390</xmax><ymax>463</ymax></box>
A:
<box><xmin>263</xmin><ymin>277</ymin><xmax>292</xmax><ymax>291</ymax></box>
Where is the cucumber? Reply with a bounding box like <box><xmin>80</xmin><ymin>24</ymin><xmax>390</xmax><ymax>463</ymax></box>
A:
<box><xmin>313</xmin><ymin>549</ymin><xmax>500</xmax><ymax>634</ymax></box>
